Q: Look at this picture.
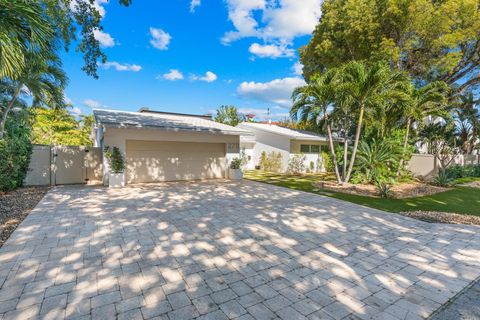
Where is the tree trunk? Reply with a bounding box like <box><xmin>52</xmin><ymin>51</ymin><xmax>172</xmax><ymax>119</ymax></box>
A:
<box><xmin>397</xmin><ymin>117</ymin><xmax>411</xmax><ymax>175</ymax></box>
<box><xmin>342</xmin><ymin>124</ymin><xmax>348</xmax><ymax>181</ymax></box>
<box><xmin>325</xmin><ymin>122</ymin><xmax>342</xmax><ymax>184</ymax></box>
<box><xmin>0</xmin><ymin>86</ymin><xmax>21</xmax><ymax>140</ymax></box>
<box><xmin>344</xmin><ymin>106</ymin><xmax>365</xmax><ymax>183</ymax></box>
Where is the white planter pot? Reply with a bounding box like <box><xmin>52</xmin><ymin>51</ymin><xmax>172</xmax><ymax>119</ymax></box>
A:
<box><xmin>228</xmin><ymin>168</ymin><xmax>243</xmax><ymax>180</ymax></box>
<box><xmin>109</xmin><ymin>172</ymin><xmax>125</xmax><ymax>188</ymax></box>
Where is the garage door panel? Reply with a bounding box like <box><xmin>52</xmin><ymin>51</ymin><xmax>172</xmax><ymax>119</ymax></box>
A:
<box><xmin>126</xmin><ymin>140</ymin><xmax>226</xmax><ymax>183</ymax></box>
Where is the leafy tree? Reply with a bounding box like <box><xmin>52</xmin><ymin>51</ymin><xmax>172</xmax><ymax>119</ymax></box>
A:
<box><xmin>418</xmin><ymin>121</ymin><xmax>461</xmax><ymax>167</ymax></box>
<box><xmin>31</xmin><ymin>108</ymin><xmax>93</xmax><ymax>146</ymax></box>
<box><xmin>301</xmin><ymin>0</ymin><xmax>480</xmax><ymax>98</ymax></box>
<box><xmin>213</xmin><ymin>105</ymin><xmax>245</xmax><ymax>126</ymax></box>
<box><xmin>0</xmin><ymin>51</ymin><xmax>67</xmax><ymax>139</ymax></box>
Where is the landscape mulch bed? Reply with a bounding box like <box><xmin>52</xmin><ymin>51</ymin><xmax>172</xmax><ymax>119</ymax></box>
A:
<box><xmin>0</xmin><ymin>187</ymin><xmax>49</xmax><ymax>247</ymax></box>
<box><xmin>399</xmin><ymin>211</ymin><xmax>480</xmax><ymax>226</ymax></box>
<box><xmin>314</xmin><ymin>181</ymin><xmax>449</xmax><ymax>199</ymax></box>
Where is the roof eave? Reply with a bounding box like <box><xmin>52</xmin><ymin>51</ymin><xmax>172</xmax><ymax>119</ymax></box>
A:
<box><xmin>100</xmin><ymin>122</ymin><xmax>249</xmax><ymax>136</ymax></box>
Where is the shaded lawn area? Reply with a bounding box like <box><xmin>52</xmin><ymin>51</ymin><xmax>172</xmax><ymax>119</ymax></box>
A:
<box><xmin>244</xmin><ymin>171</ymin><xmax>480</xmax><ymax>217</ymax></box>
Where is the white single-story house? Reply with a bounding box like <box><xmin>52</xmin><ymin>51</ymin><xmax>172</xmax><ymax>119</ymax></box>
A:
<box><xmin>237</xmin><ymin>122</ymin><xmax>334</xmax><ymax>172</ymax></box>
<box><xmin>93</xmin><ymin>108</ymin><xmax>250</xmax><ymax>185</ymax></box>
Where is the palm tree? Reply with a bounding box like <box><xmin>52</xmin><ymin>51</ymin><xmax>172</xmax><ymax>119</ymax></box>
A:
<box><xmin>454</xmin><ymin>92</ymin><xmax>480</xmax><ymax>154</ymax></box>
<box><xmin>213</xmin><ymin>105</ymin><xmax>245</xmax><ymax>126</ymax></box>
<box><xmin>0</xmin><ymin>1</ymin><xmax>54</xmax><ymax>79</ymax></box>
<box><xmin>397</xmin><ymin>81</ymin><xmax>449</xmax><ymax>173</ymax></box>
<box><xmin>291</xmin><ymin>70</ymin><xmax>343</xmax><ymax>183</ymax></box>
<box><xmin>340</xmin><ymin>61</ymin><xmax>410</xmax><ymax>183</ymax></box>
<box><xmin>0</xmin><ymin>51</ymin><xmax>67</xmax><ymax>139</ymax></box>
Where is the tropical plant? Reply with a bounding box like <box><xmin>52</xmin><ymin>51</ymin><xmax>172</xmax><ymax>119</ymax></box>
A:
<box><xmin>418</xmin><ymin>121</ymin><xmax>461</xmax><ymax>167</ymax></box>
<box><xmin>454</xmin><ymin>92</ymin><xmax>480</xmax><ymax>154</ymax></box>
<box><xmin>287</xmin><ymin>154</ymin><xmax>306</xmax><ymax>174</ymax></box>
<box><xmin>432</xmin><ymin>170</ymin><xmax>454</xmax><ymax>187</ymax></box>
<box><xmin>104</xmin><ymin>146</ymin><xmax>125</xmax><ymax>173</ymax></box>
<box><xmin>291</xmin><ymin>69</ymin><xmax>343</xmax><ymax>183</ymax></box>
<box><xmin>229</xmin><ymin>157</ymin><xmax>242</xmax><ymax>169</ymax></box>
<box><xmin>337</xmin><ymin>61</ymin><xmax>410</xmax><ymax>183</ymax></box>
<box><xmin>214</xmin><ymin>105</ymin><xmax>245</xmax><ymax>126</ymax></box>
<box><xmin>0</xmin><ymin>108</ymin><xmax>32</xmax><ymax>191</ymax></box>
<box><xmin>397</xmin><ymin>81</ymin><xmax>449</xmax><ymax>173</ymax></box>
<box><xmin>0</xmin><ymin>51</ymin><xmax>67</xmax><ymax>139</ymax></box>
<box><xmin>376</xmin><ymin>182</ymin><xmax>393</xmax><ymax>199</ymax></box>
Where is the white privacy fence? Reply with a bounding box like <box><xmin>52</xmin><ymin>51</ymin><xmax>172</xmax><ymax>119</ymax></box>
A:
<box><xmin>25</xmin><ymin>145</ymin><xmax>103</xmax><ymax>186</ymax></box>
<box><xmin>407</xmin><ymin>154</ymin><xmax>480</xmax><ymax>178</ymax></box>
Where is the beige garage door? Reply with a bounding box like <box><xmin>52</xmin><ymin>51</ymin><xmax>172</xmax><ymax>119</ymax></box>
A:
<box><xmin>126</xmin><ymin>140</ymin><xmax>226</xmax><ymax>183</ymax></box>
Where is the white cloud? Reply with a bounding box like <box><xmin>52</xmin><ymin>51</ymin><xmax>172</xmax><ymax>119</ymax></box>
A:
<box><xmin>191</xmin><ymin>71</ymin><xmax>218</xmax><ymax>83</ymax></box>
<box><xmin>70</xmin><ymin>107</ymin><xmax>82</xmax><ymax>116</ymax></box>
<box><xmin>161</xmin><ymin>69</ymin><xmax>184</xmax><ymax>81</ymax></box>
<box><xmin>237</xmin><ymin>77</ymin><xmax>305</xmax><ymax>107</ymax></box>
<box><xmin>64</xmin><ymin>94</ymin><xmax>73</xmax><ymax>105</ymax></box>
<box><xmin>249</xmin><ymin>42</ymin><xmax>294</xmax><ymax>58</ymax></box>
<box><xmin>190</xmin><ymin>0</ymin><xmax>201</xmax><ymax>12</ymax></box>
<box><xmin>222</xmin><ymin>0</ymin><xmax>322</xmax><ymax>58</ymax></box>
<box><xmin>149</xmin><ymin>27</ymin><xmax>171</xmax><ymax>50</ymax></box>
<box><xmin>83</xmin><ymin>99</ymin><xmax>102</xmax><ymax>109</ymax></box>
<box><xmin>93</xmin><ymin>29</ymin><xmax>115</xmax><ymax>48</ymax></box>
<box><xmin>99</xmin><ymin>61</ymin><xmax>142</xmax><ymax>72</ymax></box>
<box><xmin>292</xmin><ymin>61</ymin><xmax>303</xmax><ymax>75</ymax></box>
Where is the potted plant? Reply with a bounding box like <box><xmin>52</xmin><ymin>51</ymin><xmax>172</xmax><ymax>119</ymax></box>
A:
<box><xmin>228</xmin><ymin>157</ymin><xmax>243</xmax><ymax>180</ymax></box>
<box><xmin>104</xmin><ymin>146</ymin><xmax>125</xmax><ymax>187</ymax></box>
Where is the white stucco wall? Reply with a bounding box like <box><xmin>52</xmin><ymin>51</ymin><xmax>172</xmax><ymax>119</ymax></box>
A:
<box><xmin>241</xmin><ymin>129</ymin><xmax>290</xmax><ymax>171</ymax></box>
<box><xmin>100</xmin><ymin>126</ymin><xmax>240</xmax><ymax>183</ymax></box>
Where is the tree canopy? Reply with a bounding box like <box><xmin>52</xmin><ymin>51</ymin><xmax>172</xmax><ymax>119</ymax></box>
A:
<box><xmin>300</xmin><ymin>0</ymin><xmax>480</xmax><ymax>99</ymax></box>
<box><xmin>213</xmin><ymin>105</ymin><xmax>245</xmax><ymax>126</ymax></box>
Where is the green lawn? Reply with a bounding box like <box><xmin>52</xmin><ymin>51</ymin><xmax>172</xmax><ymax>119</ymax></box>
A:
<box><xmin>244</xmin><ymin>171</ymin><xmax>480</xmax><ymax>216</ymax></box>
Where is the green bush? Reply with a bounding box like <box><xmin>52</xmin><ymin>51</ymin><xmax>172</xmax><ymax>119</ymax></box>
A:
<box><xmin>104</xmin><ymin>146</ymin><xmax>125</xmax><ymax>173</ymax></box>
<box><xmin>444</xmin><ymin>164</ymin><xmax>480</xmax><ymax>179</ymax></box>
<box><xmin>0</xmin><ymin>111</ymin><xmax>33</xmax><ymax>192</ymax></box>
<box><xmin>229</xmin><ymin>157</ymin><xmax>242</xmax><ymax>169</ymax></box>
<box><xmin>320</xmin><ymin>151</ymin><xmax>333</xmax><ymax>172</ymax></box>
<box><xmin>259</xmin><ymin>151</ymin><xmax>283</xmax><ymax>173</ymax></box>
<box><xmin>376</xmin><ymin>181</ymin><xmax>393</xmax><ymax>198</ymax></box>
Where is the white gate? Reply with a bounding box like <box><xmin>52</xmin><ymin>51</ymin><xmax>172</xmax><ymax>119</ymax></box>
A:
<box><xmin>25</xmin><ymin>145</ymin><xmax>103</xmax><ymax>186</ymax></box>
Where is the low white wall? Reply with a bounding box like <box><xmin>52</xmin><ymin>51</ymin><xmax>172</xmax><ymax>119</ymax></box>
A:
<box><xmin>407</xmin><ymin>153</ymin><xmax>480</xmax><ymax>178</ymax></box>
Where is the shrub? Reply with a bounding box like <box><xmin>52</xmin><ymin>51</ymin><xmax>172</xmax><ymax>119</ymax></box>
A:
<box><xmin>432</xmin><ymin>170</ymin><xmax>453</xmax><ymax>187</ymax></box>
<box><xmin>0</xmin><ymin>110</ymin><xmax>33</xmax><ymax>192</ymax></box>
<box><xmin>287</xmin><ymin>154</ymin><xmax>306</xmax><ymax>174</ymax></box>
<box><xmin>229</xmin><ymin>157</ymin><xmax>242</xmax><ymax>169</ymax></box>
<box><xmin>320</xmin><ymin>151</ymin><xmax>333</xmax><ymax>172</ymax></box>
<box><xmin>104</xmin><ymin>146</ymin><xmax>125</xmax><ymax>173</ymax></box>
<box><xmin>444</xmin><ymin>164</ymin><xmax>480</xmax><ymax>179</ymax></box>
<box><xmin>259</xmin><ymin>151</ymin><xmax>283</xmax><ymax>173</ymax></box>
<box><xmin>376</xmin><ymin>181</ymin><xmax>393</xmax><ymax>198</ymax></box>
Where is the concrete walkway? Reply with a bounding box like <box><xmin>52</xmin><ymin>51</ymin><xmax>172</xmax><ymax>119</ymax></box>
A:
<box><xmin>0</xmin><ymin>180</ymin><xmax>479</xmax><ymax>320</ymax></box>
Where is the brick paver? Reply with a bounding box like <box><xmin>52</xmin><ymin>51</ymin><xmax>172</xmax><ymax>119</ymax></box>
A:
<box><xmin>0</xmin><ymin>180</ymin><xmax>479</xmax><ymax>319</ymax></box>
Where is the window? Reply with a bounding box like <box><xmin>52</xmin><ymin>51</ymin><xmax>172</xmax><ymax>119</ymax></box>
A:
<box><xmin>311</xmin><ymin>145</ymin><xmax>320</xmax><ymax>153</ymax></box>
<box><xmin>321</xmin><ymin>145</ymin><xmax>329</xmax><ymax>152</ymax></box>
<box><xmin>300</xmin><ymin>144</ymin><xmax>310</xmax><ymax>153</ymax></box>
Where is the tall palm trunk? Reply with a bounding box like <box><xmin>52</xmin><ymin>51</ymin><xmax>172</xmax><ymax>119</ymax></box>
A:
<box><xmin>342</xmin><ymin>117</ymin><xmax>348</xmax><ymax>180</ymax></box>
<box><xmin>344</xmin><ymin>105</ymin><xmax>365</xmax><ymax>183</ymax></box>
<box><xmin>323</xmin><ymin>113</ymin><xmax>341</xmax><ymax>184</ymax></box>
<box><xmin>397</xmin><ymin>117</ymin><xmax>411</xmax><ymax>175</ymax></box>
<box><xmin>0</xmin><ymin>86</ymin><xmax>21</xmax><ymax>139</ymax></box>
<box><xmin>326</xmin><ymin>122</ymin><xmax>342</xmax><ymax>184</ymax></box>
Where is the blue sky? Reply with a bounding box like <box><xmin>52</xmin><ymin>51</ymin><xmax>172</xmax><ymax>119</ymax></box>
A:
<box><xmin>63</xmin><ymin>0</ymin><xmax>322</xmax><ymax>121</ymax></box>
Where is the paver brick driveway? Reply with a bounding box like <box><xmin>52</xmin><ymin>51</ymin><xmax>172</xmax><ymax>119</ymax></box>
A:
<box><xmin>0</xmin><ymin>181</ymin><xmax>479</xmax><ymax>320</ymax></box>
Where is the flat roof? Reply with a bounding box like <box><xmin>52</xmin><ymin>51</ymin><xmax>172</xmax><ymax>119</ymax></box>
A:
<box><xmin>93</xmin><ymin>109</ymin><xmax>251</xmax><ymax>135</ymax></box>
